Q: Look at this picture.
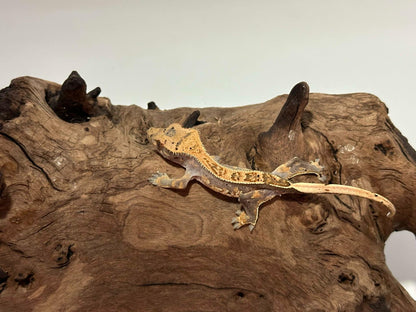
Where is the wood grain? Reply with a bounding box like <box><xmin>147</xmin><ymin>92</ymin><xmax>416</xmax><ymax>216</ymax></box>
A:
<box><xmin>0</xmin><ymin>74</ymin><xmax>415</xmax><ymax>311</ymax></box>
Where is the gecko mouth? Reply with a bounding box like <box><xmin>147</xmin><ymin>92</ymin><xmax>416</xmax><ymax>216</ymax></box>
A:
<box><xmin>154</xmin><ymin>142</ymin><xmax>176</xmax><ymax>158</ymax></box>
<box><xmin>147</xmin><ymin>135</ymin><xmax>162</xmax><ymax>147</ymax></box>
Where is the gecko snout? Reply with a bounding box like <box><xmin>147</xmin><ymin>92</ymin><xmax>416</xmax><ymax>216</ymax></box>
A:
<box><xmin>147</xmin><ymin>127</ymin><xmax>159</xmax><ymax>145</ymax></box>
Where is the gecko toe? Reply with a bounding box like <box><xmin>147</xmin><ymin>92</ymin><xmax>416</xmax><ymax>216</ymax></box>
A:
<box><xmin>231</xmin><ymin>210</ymin><xmax>251</xmax><ymax>230</ymax></box>
<box><xmin>233</xmin><ymin>222</ymin><xmax>242</xmax><ymax>230</ymax></box>
<box><xmin>231</xmin><ymin>217</ymin><xmax>242</xmax><ymax>229</ymax></box>
<box><xmin>148</xmin><ymin>176</ymin><xmax>157</xmax><ymax>185</ymax></box>
<box><xmin>148</xmin><ymin>172</ymin><xmax>168</xmax><ymax>186</ymax></box>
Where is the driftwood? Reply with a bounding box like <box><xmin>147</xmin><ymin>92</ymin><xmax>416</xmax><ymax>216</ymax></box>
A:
<box><xmin>0</xmin><ymin>72</ymin><xmax>415</xmax><ymax>311</ymax></box>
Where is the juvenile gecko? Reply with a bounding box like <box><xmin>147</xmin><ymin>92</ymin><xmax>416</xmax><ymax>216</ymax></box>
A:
<box><xmin>148</xmin><ymin>123</ymin><xmax>395</xmax><ymax>231</ymax></box>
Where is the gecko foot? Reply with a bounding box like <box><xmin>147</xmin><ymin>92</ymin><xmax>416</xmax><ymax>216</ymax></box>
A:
<box><xmin>231</xmin><ymin>210</ymin><xmax>255</xmax><ymax>231</ymax></box>
<box><xmin>148</xmin><ymin>172</ymin><xmax>169</xmax><ymax>186</ymax></box>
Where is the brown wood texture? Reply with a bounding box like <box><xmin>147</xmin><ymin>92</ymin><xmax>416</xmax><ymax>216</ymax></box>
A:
<box><xmin>0</xmin><ymin>73</ymin><xmax>415</xmax><ymax>311</ymax></box>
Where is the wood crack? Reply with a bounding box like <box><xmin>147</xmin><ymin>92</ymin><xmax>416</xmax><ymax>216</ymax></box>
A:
<box><xmin>0</xmin><ymin>132</ymin><xmax>63</xmax><ymax>192</ymax></box>
<box><xmin>127</xmin><ymin>281</ymin><xmax>266</xmax><ymax>298</ymax></box>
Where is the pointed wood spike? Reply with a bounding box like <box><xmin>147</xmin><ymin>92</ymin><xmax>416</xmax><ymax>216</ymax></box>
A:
<box><xmin>87</xmin><ymin>87</ymin><xmax>101</xmax><ymax>99</ymax></box>
<box><xmin>47</xmin><ymin>71</ymin><xmax>112</xmax><ymax>123</ymax></box>
<box><xmin>182</xmin><ymin>110</ymin><xmax>205</xmax><ymax>128</ymax></box>
<box><xmin>60</xmin><ymin>71</ymin><xmax>87</xmax><ymax>99</ymax></box>
<box><xmin>270</xmin><ymin>81</ymin><xmax>309</xmax><ymax>134</ymax></box>
<box><xmin>253</xmin><ymin>82</ymin><xmax>310</xmax><ymax>171</ymax></box>
<box><xmin>147</xmin><ymin>101</ymin><xmax>159</xmax><ymax>110</ymax></box>
<box><xmin>51</xmin><ymin>71</ymin><xmax>88</xmax><ymax>122</ymax></box>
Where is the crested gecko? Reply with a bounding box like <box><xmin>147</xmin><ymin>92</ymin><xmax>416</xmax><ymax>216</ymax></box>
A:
<box><xmin>148</xmin><ymin>123</ymin><xmax>395</xmax><ymax>231</ymax></box>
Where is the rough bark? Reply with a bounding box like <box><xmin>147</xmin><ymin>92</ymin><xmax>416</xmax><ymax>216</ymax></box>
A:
<box><xmin>0</xmin><ymin>73</ymin><xmax>415</xmax><ymax>311</ymax></box>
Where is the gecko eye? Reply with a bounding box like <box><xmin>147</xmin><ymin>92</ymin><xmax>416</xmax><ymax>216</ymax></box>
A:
<box><xmin>165</xmin><ymin>127</ymin><xmax>176</xmax><ymax>137</ymax></box>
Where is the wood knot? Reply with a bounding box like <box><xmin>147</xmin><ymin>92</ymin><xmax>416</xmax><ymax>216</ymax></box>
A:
<box><xmin>337</xmin><ymin>270</ymin><xmax>357</xmax><ymax>291</ymax></box>
<box><xmin>52</xmin><ymin>243</ymin><xmax>74</xmax><ymax>268</ymax></box>
<box><xmin>14</xmin><ymin>271</ymin><xmax>35</xmax><ymax>288</ymax></box>
<box><xmin>300</xmin><ymin>203</ymin><xmax>328</xmax><ymax>234</ymax></box>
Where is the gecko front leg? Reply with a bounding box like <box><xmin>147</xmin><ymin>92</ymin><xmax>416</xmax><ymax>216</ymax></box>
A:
<box><xmin>149</xmin><ymin>171</ymin><xmax>193</xmax><ymax>189</ymax></box>
<box><xmin>232</xmin><ymin>190</ymin><xmax>277</xmax><ymax>232</ymax></box>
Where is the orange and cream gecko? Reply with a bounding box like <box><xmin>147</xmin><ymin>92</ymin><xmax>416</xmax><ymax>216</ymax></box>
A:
<box><xmin>148</xmin><ymin>123</ymin><xmax>395</xmax><ymax>231</ymax></box>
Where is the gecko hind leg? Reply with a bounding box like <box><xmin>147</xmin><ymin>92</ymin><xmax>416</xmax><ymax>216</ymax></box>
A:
<box><xmin>148</xmin><ymin>171</ymin><xmax>192</xmax><ymax>189</ymax></box>
<box><xmin>272</xmin><ymin>157</ymin><xmax>325</xmax><ymax>181</ymax></box>
<box><xmin>232</xmin><ymin>190</ymin><xmax>277</xmax><ymax>232</ymax></box>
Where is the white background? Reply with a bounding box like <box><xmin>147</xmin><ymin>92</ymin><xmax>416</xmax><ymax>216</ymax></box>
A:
<box><xmin>1</xmin><ymin>0</ymin><xmax>415</xmax><ymax>299</ymax></box>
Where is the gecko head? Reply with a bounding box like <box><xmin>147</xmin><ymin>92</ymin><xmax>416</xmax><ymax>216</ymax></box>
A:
<box><xmin>147</xmin><ymin>123</ymin><xmax>202</xmax><ymax>157</ymax></box>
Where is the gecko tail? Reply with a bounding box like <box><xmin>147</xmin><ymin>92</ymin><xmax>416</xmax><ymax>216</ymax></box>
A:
<box><xmin>290</xmin><ymin>182</ymin><xmax>396</xmax><ymax>218</ymax></box>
